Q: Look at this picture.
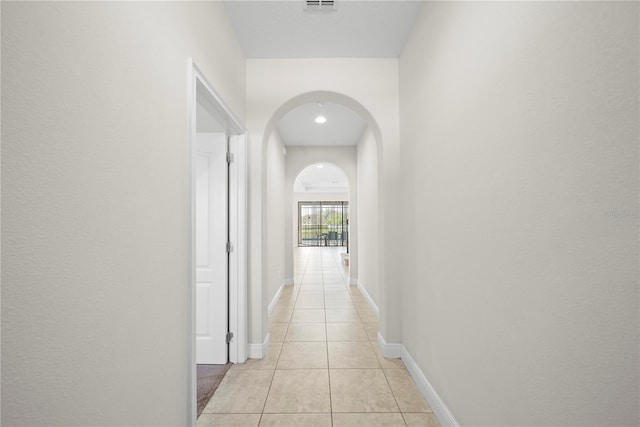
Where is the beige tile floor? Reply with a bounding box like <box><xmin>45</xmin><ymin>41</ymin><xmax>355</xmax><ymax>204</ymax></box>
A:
<box><xmin>200</xmin><ymin>247</ymin><xmax>439</xmax><ymax>427</ymax></box>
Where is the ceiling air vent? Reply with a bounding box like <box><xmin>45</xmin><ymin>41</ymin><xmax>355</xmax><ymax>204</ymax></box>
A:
<box><xmin>304</xmin><ymin>0</ymin><xmax>336</xmax><ymax>12</ymax></box>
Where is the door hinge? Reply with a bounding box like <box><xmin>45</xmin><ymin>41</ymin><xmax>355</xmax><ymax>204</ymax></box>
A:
<box><xmin>226</xmin><ymin>152</ymin><xmax>233</xmax><ymax>164</ymax></box>
<box><xmin>226</xmin><ymin>332</ymin><xmax>234</xmax><ymax>344</ymax></box>
<box><xmin>226</xmin><ymin>241</ymin><xmax>233</xmax><ymax>253</ymax></box>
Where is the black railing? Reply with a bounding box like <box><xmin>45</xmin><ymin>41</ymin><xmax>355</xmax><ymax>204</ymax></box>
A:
<box><xmin>298</xmin><ymin>201</ymin><xmax>349</xmax><ymax>247</ymax></box>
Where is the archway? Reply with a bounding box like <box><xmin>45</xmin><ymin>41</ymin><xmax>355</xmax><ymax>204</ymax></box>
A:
<box><xmin>292</xmin><ymin>162</ymin><xmax>351</xmax><ymax>260</ymax></box>
<box><xmin>261</xmin><ymin>91</ymin><xmax>384</xmax><ymax>322</ymax></box>
<box><xmin>245</xmin><ymin>64</ymin><xmax>403</xmax><ymax>357</ymax></box>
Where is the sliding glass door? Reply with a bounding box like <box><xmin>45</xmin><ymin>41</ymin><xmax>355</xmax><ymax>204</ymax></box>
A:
<box><xmin>298</xmin><ymin>201</ymin><xmax>349</xmax><ymax>247</ymax></box>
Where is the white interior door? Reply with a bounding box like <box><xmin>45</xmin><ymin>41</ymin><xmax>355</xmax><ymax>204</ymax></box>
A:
<box><xmin>195</xmin><ymin>132</ymin><xmax>228</xmax><ymax>364</ymax></box>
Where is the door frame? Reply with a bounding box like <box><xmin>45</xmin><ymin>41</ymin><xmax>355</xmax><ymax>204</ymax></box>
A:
<box><xmin>188</xmin><ymin>59</ymin><xmax>247</xmax><ymax>425</ymax></box>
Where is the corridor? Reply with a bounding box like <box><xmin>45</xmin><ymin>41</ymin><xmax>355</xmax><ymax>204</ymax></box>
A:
<box><xmin>199</xmin><ymin>247</ymin><xmax>438</xmax><ymax>426</ymax></box>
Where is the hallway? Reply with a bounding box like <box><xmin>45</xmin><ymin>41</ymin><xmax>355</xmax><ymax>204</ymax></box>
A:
<box><xmin>199</xmin><ymin>247</ymin><xmax>438</xmax><ymax>427</ymax></box>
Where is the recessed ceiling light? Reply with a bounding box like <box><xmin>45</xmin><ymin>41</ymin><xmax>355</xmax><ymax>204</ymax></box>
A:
<box><xmin>314</xmin><ymin>115</ymin><xmax>327</xmax><ymax>124</ymax></box>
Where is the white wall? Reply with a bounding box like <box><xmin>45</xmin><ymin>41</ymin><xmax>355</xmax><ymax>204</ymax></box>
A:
<box><xmin>266</xmin><ymin>131</ymin><xmax>287</xmax><ymax>306</ymax></box>
<box><xmin>1</xmin><ymin>3</ymin><xmax>245</xmax><ymax>425</ymax></box>
<box><xmin>285</xmin><ymin>146</ymin><xmax>357</xmax><ymax>283</ymax></box>
<box><xmin>247</xmin><ymin>59</ymin><xmax>401</xmax><ymax>346</ymax></box>
<box><xmin>356</xmin><ymin>128</ymin><xmax>379</xmax><ymax>305</ymax></box>
<box><xmin>399</xmin><ymin>2</ymin><xmax>639</xmax><ymax>425</ymax></box>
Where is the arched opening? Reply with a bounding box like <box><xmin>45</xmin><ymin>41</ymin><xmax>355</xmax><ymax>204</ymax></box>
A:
<box><xmin>260</xmin><ymin>91</ymin><xmax>385</xmax><ymax>336</ymax></box>
<box><xmin>293</xmin><ymin>162</ymin><xmax>350</xmax><ymax>257</ymax></box>
<box><xmin>263</xmin><ymin>91</ymin><xmax>384</xmax><ymax>149</ymax></box>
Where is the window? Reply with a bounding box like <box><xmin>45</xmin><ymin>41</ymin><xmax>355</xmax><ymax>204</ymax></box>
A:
<box><xmin>298</xmin><ymin>201</ymin><xmax>349</xmax><ymax>247</ymax></box>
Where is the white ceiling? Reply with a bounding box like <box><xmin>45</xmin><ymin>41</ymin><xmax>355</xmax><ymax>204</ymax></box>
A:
<box><xmin>224</xmin><ymin>1</ymin><xmax>423</xmax><ymax>58</ymax></box>
<box><xmin>225</xmin><ymin>1</ymin><xmax>414</xmax><ymax>188</ymax></box>
<box><xmin>294</xmin><ymin>163</ymin><xmax>349</xmax><ymax>193</ymax></box>
<box><xmin>277</xmin><ymin>102</ymin><xmax>366</xmax><ymax>146</ymax></box>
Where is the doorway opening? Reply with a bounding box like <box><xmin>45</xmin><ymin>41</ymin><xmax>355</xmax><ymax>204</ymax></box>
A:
<box><xmin>298</xmin><ymin>201</ymin><xmax>349</xmax><ymax>247</ymax></box>
<box><xmin>290</xmin><ymin>160</ymin><xmax>352</xmax><ymax>271</ymax></box>
<box><xmin>262</xmin><ymin>90</ymin><xmax>384</xmax><ymax>379</ymax></box>
<box><xmin>189</xmin><ymin>60</ymin><xmax>247</xmax><ymax>424</ymax></box>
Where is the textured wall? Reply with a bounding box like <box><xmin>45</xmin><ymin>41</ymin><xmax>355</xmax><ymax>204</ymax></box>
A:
<box><xmin>399</xmin><ymin>2</ymin><xmax>639</xmax><ymax>425</ymax></box>
<box><xmin>1</xmin><ymin>2</ymin><xmax>245</xmax><ymax>425</ymax></box>
<box><xmin>356</xmin><ymin>128</ymin><xmax>379</xmax><ymax>305</ymax></box>
<box><xmin>266</xmin><ymin>132</ymin><xmax>287</xmax><ymax>306</ymax></box>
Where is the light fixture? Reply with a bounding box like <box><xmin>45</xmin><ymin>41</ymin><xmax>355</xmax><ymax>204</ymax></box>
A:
<box><xmin>315</xmin><ymin>101</ymin><xmax>326</xmax><ymax>124</ymax></box>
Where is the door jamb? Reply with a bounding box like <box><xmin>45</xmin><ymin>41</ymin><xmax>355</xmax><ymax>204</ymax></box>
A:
<box><xmin>188</xmin><ymin>59</ymin><xmax>247</xmax><ymax>425</ymax></box>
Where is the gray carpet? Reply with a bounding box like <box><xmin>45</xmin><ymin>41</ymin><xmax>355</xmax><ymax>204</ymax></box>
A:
<box><xmin>197</xmin><ymin>363</ymin><xmax>232</xmax><ymax>417</ymax></box>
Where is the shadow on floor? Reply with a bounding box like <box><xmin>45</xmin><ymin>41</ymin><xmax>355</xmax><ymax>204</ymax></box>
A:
<box><xmin>197</xmin><ymin>363</ymin><xmax>232</xmax><ymax>417</ymax></box>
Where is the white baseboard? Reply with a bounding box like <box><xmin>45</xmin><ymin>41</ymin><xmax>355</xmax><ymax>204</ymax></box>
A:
<box><xmin>268</xmin><ymin>280</ymin><xmax>288</xmax><ymax>316</ymax></box>
<box><xmin>356</xmin><ymin>280</ymin><xmax>380</xmax><ymax>319</ymax></box>
<box><xmin>377</xmin><ymin>334</ymin><xmax>459</xmax><ymax>427</ymax></box>
<box><xmin>247</xmin><ymin>333</ymin><xmax>270</xmax><ymax>359</ymax></box>
<box><xmin>260</xmin><ymin>279</ymin><xmax>291</xmax><ymax>359</ymax></box>
<box><xmin>377</xmin><ymin>332</ymin><xmax>403</xmax><ymax>358</ymax></box>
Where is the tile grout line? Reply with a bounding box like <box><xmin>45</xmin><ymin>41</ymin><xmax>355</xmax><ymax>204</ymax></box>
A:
<box><xmin>256</xmin><ymin>365</ymin><xmax>275</xmax><ymax>426</ymax></box>
<box><xmin>261</xmin><ymin>252</ymin><xmax>310</xmax><ymax>425</ymax></box>
<box><xmin>269</xmin><ymin>248</ymin><xmax>360</xmax><ymax>426</ymax></box>
<box><xmin>259</xmin><ymin>288</ymin><xmax>294</xmax><ymax>425</ymax></box>
<box><xmin>322</xmin><ymin>252</ymin><xmax>334</xmax><ymax>427</ymax></box>
<box><xmin>380</xmin><ymin>353</ymin><xmax>406</xmax><ymax>425</ymax></box>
